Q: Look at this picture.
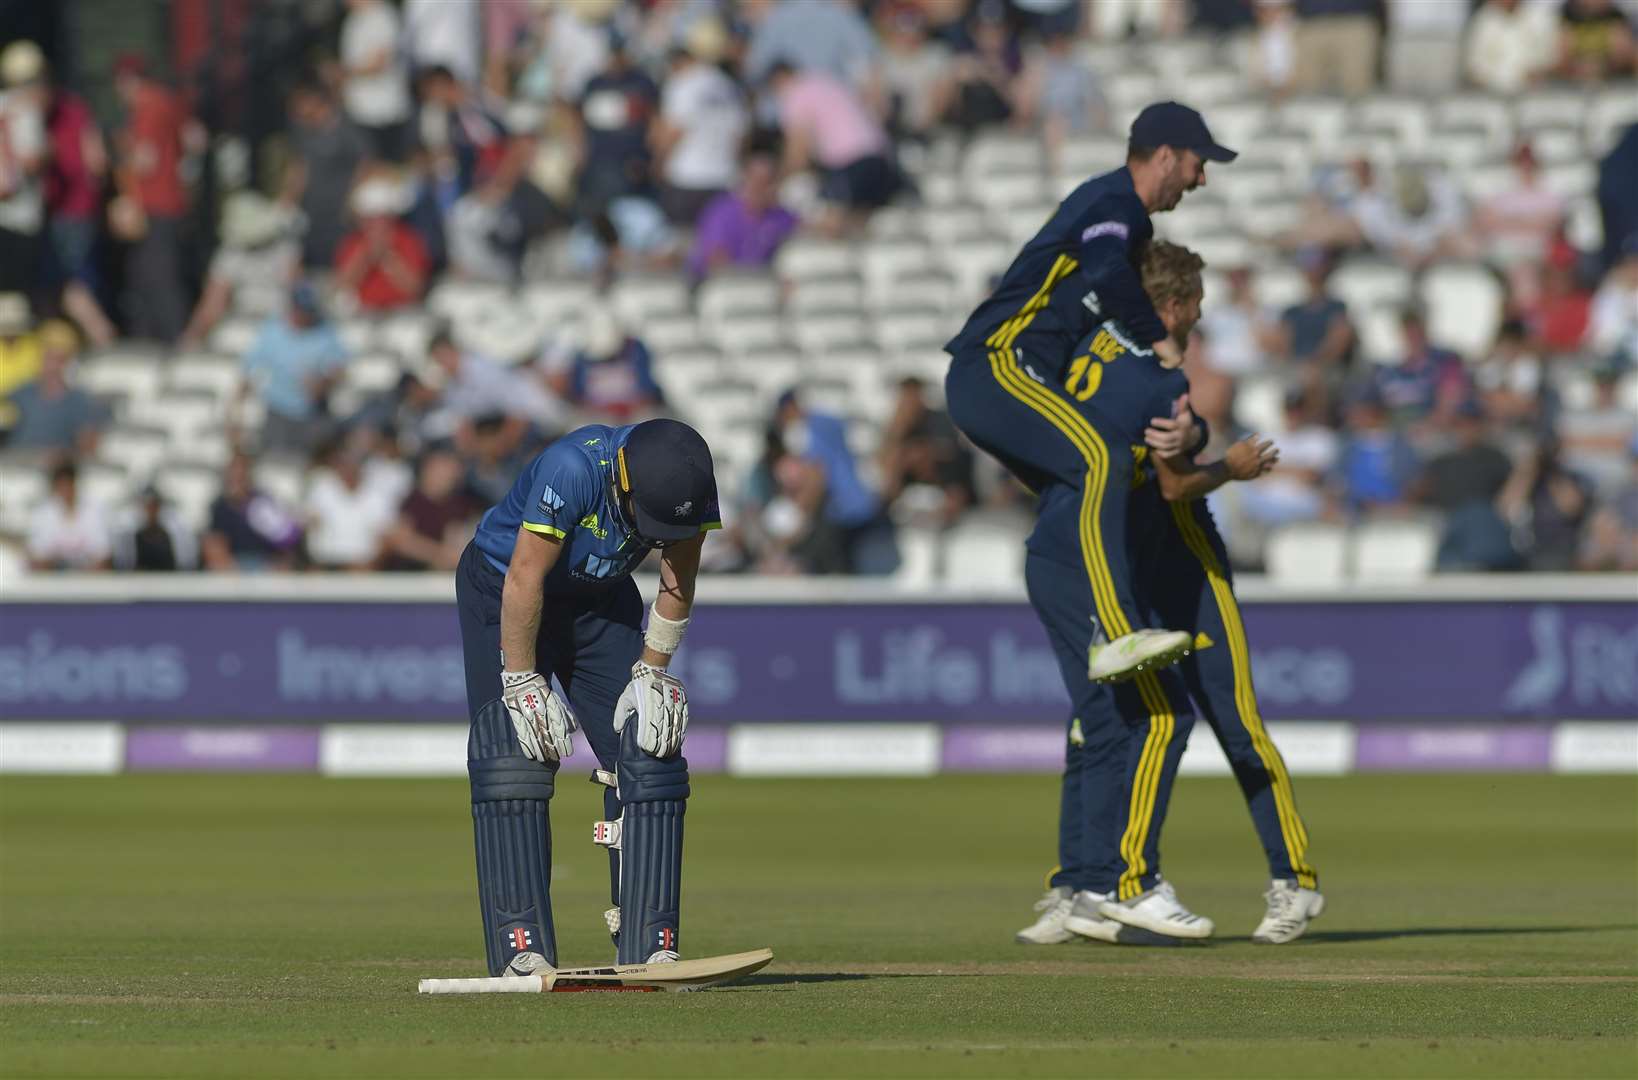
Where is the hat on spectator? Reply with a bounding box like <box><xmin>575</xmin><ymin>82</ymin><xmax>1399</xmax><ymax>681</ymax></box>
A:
<box><xmin>684</xmin><ymin>16</ymin><xmax>729</xmax><ymax>63</ymax></box>
<box><xmin>0</xmin><ymin>40</ymin><xmax>43</xmax><ymax>87</ymax></box>
<box><xmin>582</xmin><ymin>305</ymin><xmax>625</xmax><ymax>360</ymax></box>
<box><xmin>1130</xmin><ymin>102</ymin><xmax>1237</xmax><ymax>163</ymax></box>
<box><xmin>0</xmin><ymin>293</ymin><xmax>32</xmax><ymax>336</ymax></box>
<box><xmin>221</xmin><ymin>192</ymin><xmax>297</xmax><ymax>249</ymax></box>
<box><xmin>351</xmin><ymin>176</ymin><xmax>409</xmax><ymax>218</ymax></box>
<box><xmin>290</xmin><ymin>281</ymin><xmax>324</xmax><ymax>318</ymax></box>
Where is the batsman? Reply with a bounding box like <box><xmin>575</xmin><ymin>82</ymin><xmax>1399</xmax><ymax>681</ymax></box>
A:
<box><xmin>455</xmin><ymin>418</ymin><xmax>719</xmax><ymax>976</ymax></box>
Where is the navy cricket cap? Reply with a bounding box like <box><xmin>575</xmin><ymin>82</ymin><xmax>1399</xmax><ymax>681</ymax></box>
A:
<box><xmin>618</xmin><ymin>419</ymin><xmax>719</xmax><ymax>543</ymax></box>
<box><xmin>1130</xmin><ymin>102</ymin><xmax>1237</xmax><ymax>163</ymax></box>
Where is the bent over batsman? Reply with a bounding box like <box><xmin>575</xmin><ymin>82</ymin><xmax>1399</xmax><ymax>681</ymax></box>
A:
<box><xmin>455</xmin><ymin>418</ymin><xmax>719</xmax><ymax>975</ymax></box>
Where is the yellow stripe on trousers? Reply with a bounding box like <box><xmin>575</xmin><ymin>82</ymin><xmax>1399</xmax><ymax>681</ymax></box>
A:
<box><xmin>984</xmin><ymin>347</ymin><xmax>1176</xmax><ymax>900</ymax></box>
<box><xmin>1170</xmin><ymin>502</ymin><xmax>1318</xmax><ymax>889</ymax></box>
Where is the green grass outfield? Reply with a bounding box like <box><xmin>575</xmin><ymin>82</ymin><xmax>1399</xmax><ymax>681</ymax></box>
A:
<box><xmin>2</xmin><ymin>772</ymin><xmax>1634</xmax><ymax>1078</ymax></box>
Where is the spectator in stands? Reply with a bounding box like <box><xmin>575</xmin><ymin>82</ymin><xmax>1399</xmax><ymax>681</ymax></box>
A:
<box><xmin>1499</xmin><ymin>437</ymin><xmax>1593</xmax><ymax>570</ymax></box>
<box><xmin>1555</xmin><ymin>0</ymin><xmax>1637</xmax><ymax>82</ymax></box>
<box><xmin>1198</xmin><ymin>265</ymin><xmax>1279</xmax><ymax>378</ymax></box>
<box><xmin>1331</xmin><ymin>383</ymin><xmax>1419</xmax><ymax>518</ymax></box>
<box><xmin>1351</xmin><ymin>164</ymin><xmax>1473</xmax><ymax>271</ymax></box>
<box><xmin>416</xmin><ymin>64</ymin><xmax>509</xmax><ymax>198</ymax></box>
<box><xmin>1558</xmin><ymin>361</ymin><xmax>1637</xmax><ymax>493</ymax></box>
<box><xmin>29</xmin><ymin>44</ymin><xmax>115</xmax><ymax>346</ymax></box>
<box><xmin>111</xmin><ymin>53</ymin><xmax>198</xmax><ymax>343</ymax></box>
<box><xmin>284</xmin><ymin>80</ymin><xmax>368</xmax><ymax>270</ymax></box>
<box><xmin>241</xmin><ymin>282</ymin><xmax>349</xmax><ymax>455</ymax></box>
<box><xmin>345</xmin><ymin>368</ymin><xmax>445</xmax><ymax>455</ymax></box>
<box><xmin>428</xmin><ymin>327</ymin><xmax>562</xmax><ymax>449</ymax></box>
<box><xmin>686</xmin><ymin>147</ymin><xmax>800</xmax><ymax>280</ymax></box>
<box><xmin>340</xmin><ymin>0</ymin><xmax>413</xmax><ymax>161</ymax></box>
<box><xmin>1475</xmin><ymin>319</ymin><xmax>1551</xmax><ymax>432</ymax></box>
<box><xmin>1276</xmin><ymin>249</ymin><xmax>1356</xmax><ymax>397</ymax></box>
<box><xmin>335</xmin><ymin>175</ymin><xmax>431</xmax><ymax>312</ymax></box>
<box><xmin>1292</xmin><ymin>0</ymin><xmax>1380</xmax><ymax>96</ymax></box>
<box><xmin>404</xmin><ymin>0</ymin><xmax>482</xmax><ymax>88</ymax></box>
<box><xmin>566</xmin><ymin>198</ymin><xmax>682</xmax><ymax>283</ymax></box>
<box><xmin>737</xmin><ymin>427</ymin><xmax>850</xmax><ymax>575</ymax></box>
<box><xmin>878</xmin><ymin>2</ymin><xmax>952</xmax><ymax>145</ymax></box>
<box><xmin>114</xmin><ymin>484</ymin><xmax>198</xmax><ymax>572</ymax></box>
<box><xmin>1413</xmin><ymin>400</ymin><xmax>1522</xmax><ymax>571</ymax></box>
<box><xmin>1475</xmin><ymin>143</ymin><xmax>1566</xmax><ymax>271</ymax></box>
<box><xmin>877</xmin><ymin>375</ymin><xmax>976</xmax><ymax>527</ymax></box>
<box><xmin>1585</xmin><ymin>236</ymin><xmax>1638</xmax><ymax>368</ymax></box>
<box><xmin>380</xmin><ymin>444</ymin><xmax>477</xmax><ymax>571</ymax></box>
<box><xmin>446</xmin><ymin>138</ymin><xmax>561</xmax><ymax>284</ymax></box>
<box><xmin>743</xmin><ymin>0</ymin><xmax>882</xmax><ymax>90</ymax></box>
<box><xmin>1249</xmin><ymin>0</ymin><xmax>1298</xmax><ymax>98</ymax></box>
<box><xmin>7</xmin><ymin>320</ymin><xmax>107</xmax><ymax>456</ymax></box>
<box><xmin>302</xmin><ymin>436</ymin><xmax>401</xmax><ymax>571</ymax></box>
<box><xmin>1577</xmin><ymin>434</ymin><xmax>1638</xmax><ymax>570</ymax></box>
<box><xmin>202</xmin><ymin>452</ymin><xmax>303</xmax><ymax>571</ymax></box>
<box><xmin>1529</xmin><ymin>243</ymin><xmax>1594</xmax><ymax>355</ymax></box>
<box><xmin>1465</xmin><ymin>0</ymin><xmax>1558</xmax><ymax>94</ymax></box>
<box><xmin>27</xmin><ymin>460</ymin><xmax>112</xmax><ymax>571</ymax></box>
<box><xmin>463</xmin><ymin>411</ymin><xmax>538</xmax><ymax>505</ymax></box>
<box><xmin>652</xmin><ymin>18</ymin><xmax>748</xmax><ymax>225</ymax></box>
<box><xmin>1015</xmin><ymin>25</ymin><xmax>1107</xmax><ymax>167</ymax></box>
<box><xmin>773</xmin><ymin>388</ymin><xmax>898</xmax><ymax>574</ymax></box>
<box><xmin>1385</xmin><ymin>0</ymin><xmax>1467</xmax><ymax>93</ymax></box>
<box><xmin>0</xmin><ymin>292</ymin><xmax>39</xmax><ymax>440</ymax></box>
<box><xmin>180</xmin><ymin>193</ymin><xmax>303</xmax><ymax>349</ymax></box>
<box><xmin>1376</xmin><ymin>308</ymin><xmax>1472</xmax><ymax>430</ymax></box>
<box><xmin>547</xmin><ymin>305</ymin><xmax>665</xmax><ymax>423</ymax></box>
<box><xmin>766</xmin><ymin>60</ymin><xmax>902</xmax><ymax>233</ymax></box>
<box><xmin>941</xmin><ymin>1</ymin><xmax>1023</xmax><ymax>137</ymax></box>
<box><xmin>574</xmin><ymin>31</ymin><xmax>659</xmax><ymax>215</ymax></box>
<box><xmin>1239</xmin><ymin>387</ymin><xmax>1337</xmax><ymax>529</ymax></box>
<box><xmin>0</xmin><ymin>42</ymin><xmax>46</xmax><ymax>303</ymax></box>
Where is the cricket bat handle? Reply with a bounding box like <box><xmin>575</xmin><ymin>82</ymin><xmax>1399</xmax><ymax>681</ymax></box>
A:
<box><xmin>418</xmin><ymin>974</ymin><xmax>545</xmax><ymax>994</ymax></box>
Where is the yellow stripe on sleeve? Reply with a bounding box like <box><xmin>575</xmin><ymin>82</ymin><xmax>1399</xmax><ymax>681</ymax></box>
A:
<box><xmin>521</xmin><ymin>522</ymin><xmax>567</xmax><ymax>539</ymax></box>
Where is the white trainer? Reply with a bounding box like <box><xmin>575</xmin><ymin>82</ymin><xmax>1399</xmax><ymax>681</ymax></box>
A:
<box><xmin>1015</xmin><ymin>886</ymin><xmax>1075</xmax><ymax>944</ymax></box>
<box><xmin>1253</xmin><ymin>879</ymin><xmax>1326</xmax><ymax>944</ymax></box>
<box><xmin>1089</xmin><ymin>629</ymin><xmax>1192</xmax><ymax>683</ymax></box>
<box><xmin>1063</xmin><ymin>890</ymin><xmax>1124</xmax><ymax>943</ymax></box>
<box><xmin>645</xmin><ymin>949</ymin><xmax>680</xmax><ymax>963</ymax></box>
<box><xmin>504</xmin><ymin>950</ymin><xmax>551</xmax><ymax>976</ymax></box>
<box><xmin>1099</xmin><ymin>879</ymin><xmax>1215</xmax><ymax>939</ymax></box>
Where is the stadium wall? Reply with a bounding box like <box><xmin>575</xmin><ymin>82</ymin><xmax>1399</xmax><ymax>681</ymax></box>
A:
<box><xmin>1</xmin><ymin>574</ymin><xmax>1634</xmax><ymax>776</ymax></box>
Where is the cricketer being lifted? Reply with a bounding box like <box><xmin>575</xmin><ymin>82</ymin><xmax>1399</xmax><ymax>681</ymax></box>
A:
<box><xmin>455</xmin><ymin>418</ymin><xmax>719</xmax><ymax>976</ymax></box>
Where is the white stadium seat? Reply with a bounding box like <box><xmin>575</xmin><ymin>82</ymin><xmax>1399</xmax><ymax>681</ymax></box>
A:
<box><xmin>1351</xmin><ymin>519</ymin><xmax>1439</xmax><ymax>582</ymax></box>
<box><xmin>1420</xmin><ymin>264</ymin><xmax>1504</xmax><ymax>359</ymax></box>
<box><xmin>860</xmin><ymin>241</ymin><xmax>935</xmax><ymax>297</ymax></box>
<box><xmin>1357</xmin><ymin>303</ymin><xmax>1408</xmax><ymax>364</ymax></box>
<box><xmin>344</xmin><ymin>353</ymin><xmax>405</xmax><ymax>395</ymax></box>
<box><xmin>208</xmin><ymin>316</ymin><xmax>262</xmax><ymax>358</ymax></box>
<box><xmin>0</xmin><ymin>462</ymin><xmax>47</xmax><ymax>536</ymax></box>
<box><xmin>373</xmin><ymin>311</ymin><xmax>434</xmax><ymax>360</ymax></box>
<box><xmin>789</xmin><ymin>276</ymin><xmax>865</xmax><ymax>313</ymax></box>
<box><xmin>697</xmin><ymin>273</ymin><xmax>780</xmax><ymax>325</ymax></box>
<box><xmin>154</xmin><ymin>465</ymin><xmax>221</xmax><ymax>533</ymax></box>
<box><xmin>775</xmin><ymin>238</ymin><xmax>856</xmax><ymax>281</ymax></box>
<box><xmin>1329</xmin><ymin>260</ymin><xmax>1412</xmax><ymax>315</ymax></box>
<box><xmin>1265</xmin><ymin>523</ymin><xmax>1347</xmax><ymax>587</ymax></box>
<box><xmin>1234</xmin><ymin>375</ymin><xmax>1288</xmax><ymax>436</ymax></box>
<box><xmin>77</xmin><ymin>353</ymin><xmax>165</xmax><ymax>414</ymax></box>
<box><xmin>98</xmin><ymin>426</ymin><xmax>170</xmax><ymax>480</ymax></box>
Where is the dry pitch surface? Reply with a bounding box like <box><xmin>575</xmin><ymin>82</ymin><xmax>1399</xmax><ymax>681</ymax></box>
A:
<box><xmin>1</xmin><ymin>772</ymin><xmax>1634</xmax><ymax>1078</ymax></box>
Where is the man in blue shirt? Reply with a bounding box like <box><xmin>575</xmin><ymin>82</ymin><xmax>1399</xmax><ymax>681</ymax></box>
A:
<box><xmin>944</xmin><ymin>101</ymin><xmax>1234</xmax><ymax>684</ymax></box>
<box><xmin>457</xmin><ymin>418</ymin><xmax>720</xmax><ymax>976</ymax></box>
<box><xmin>240</xmin><ymin>282</ymin><xmax>348</xmax><ymax>453</ymax></box>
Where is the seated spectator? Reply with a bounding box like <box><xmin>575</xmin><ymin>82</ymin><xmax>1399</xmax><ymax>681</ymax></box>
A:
<box><xmin>652</xmin><ymin>19</ymin><xmax>748</xmax><ymax>225</ymax></box>
<box><xmin>686</xmin><ymin>149</ymin><xmax>800</xmax><ymax>280</ymax></box>
<box><xmin>1198</xmin><ymin>265</ymin><xmax>1279</xmax><ymax>378</ymax></box>
<box><xmin>1275</xmin><ymin>249</ymin><xmax>1356</xmax><ymax>397</ymax></box>
<box><xmin>26</xmin><ymin>460</ymin><xmax>111</xmax><ymax>570</ymax></box>
<box><xmin>180</xmin><ymin>192</ymin><xmax>303</xmax><ymax>348</ymax></box>
<box><xmin>1499</xmin><ymin>437</ymin><xmax>1593</xmax><ymax>570</ymax></box>
<box><xmin>340</xmin><ymin>0</ymin><xmax>413</xmax><ymax>162</ymax></box>
<box><xmin>446</xmin><ymin>138</ymin><xmax>561</xmax><ymax>284</ymax></box>
<box><xmin>1577</xmin><ymin>434</ymin><xmax>1638</xmax><ymax>570</ymax></box>
<box><xmin>1465</xmin><ymin>0</ymin><xmax>1557</xmax><ymax>94</ymax></box>
<box><xmin>566</xmin><ymin>198</ymin><xmax>682</xmax><ymax>283</ymax></box>
<box><xmin>1474</xmin><ymin>319</ymin><xmax>1550</xmax><ymax>431</ymax></box>
<box><xmin>743</xmin><ymin>0</ymin><xmax>882</xmax><ymax>89</ymax></box>
<box><xmin>1331</xmin><ymin>383</ymin><xmax>1419</xmax><ymax>517</ymax></box>
<box><xmin>1293</xmin><ymin>0</ymin><xmax>1380</xmax><ymax>96</ymax></box>
<box><xmin>334</xmin><ymin>176</ymin><xmax>431</xmax><ymax>313</ymax></box>
<box><xmin>766</xmin><ymin>60</ymin><xmax>903</xmax><ymax>231</ymax></box>
<box><xmin>877</xmin><ymin>375</ymin><xmax>976</xmax><ymax>527</ymax></box>
<box><xmin>1015</xmin><ymin>26</ymin><xmax>1107</xmax><ymax>167</ymax></box>
<box><xmin>1475</xmin><ymin>143</ymin><xmax>1565</xmax><ymax>272</ymax></box>
<box><xmin>7</xmin><ymin>320</ymin><xmax>108</xmax><ymax>455</ymax></box>
<box><xmin>1558</xmin><ymin>361</ymin><xmax>1637</xmax><ymax>493</ymax></box>
<box><xmin>1239</xmin><ymin>387</ymin><xmax>1338</xmax><ymax>528</ymax></box>
<box><xmin>1413</xmin><ymin>400</ymin><xmax>1522</xmax><ymax>571</ymax></box>
<box><xmin>1385</xmin><ymin>0</ymin><xmax>1467</xmax><ymax>93</ymax></box>
<box><xmin>202</xmin><ymin>452</ymin><xmax>304</xmax><ymax>571</ymax></box>
<box><xmin>1351</xmin><ymin>164</ymin><xmax>1473</xmax><ymax>271</ymax></box>
<box><xmin>0</xmin><ymin>292</ymin><xmax>39</xmax><ymax>407</ymax></box>
<box><xmin>381</xmin><ymin>445</ymin><xmax>477</xmax><ymax>571</ymax></box>
<box><xmin>416</xmin><ymin>63</ymin><xmax>508</xmax><ymax>197</ymax></box>
<box><xmin>428</xmin><ymin>327</ymin><xmax>562</xmax><ymax>447</ymax></box>
<box><xmin>1249</xmin><ymin>0</ymin><xmax>1298</xmax><ymax>98</ymax></box>
<box><xmin>773</xmin><ymin>388</ymin><xmax>898</xmax><ymax>574</ymax></box>
<box><xmin>113</xmin><ymin>484</ymin><xmax>198</xmax><ymax>571</ymax></box>
<box><xmin>303</xmin><ymin>437</ymin><xmax>401</xmax><ymax>570</ymax></box>
<box><xmin>463</xmin><ymin>411</ymin><xmax>537</xmax><ymax>505</ymax></box>
<box><xmin>735</xmin><ymin>428</ymin><xmax>850</xmax><ymax>575</ymax></box>
<box><xmin>1585</xmin><ymin>236</ymin><xmax>1638</xmax><ymax>368</ymax></box>
<box><xmin>1376</xmin><ymin>308</ymin><xmax>1471</xmax><ymax>430</ymax></box>
<box><xmin>1529</xmin><ymin>244</ymin><xmax>1594</xmax><ymax>356</ymax></box>
<box><xmin>240</xmin><ymin>282</ymin><xmax>349</xmax><ymax>455</ymax></box>
<box><xmin>549</xmin><ymin>306</ymin><xmax>664</xmax><ymax>423</ymax></box>
<box><xmin>283</xmin><ymin>80</ymin><xmax>368</xmax><ymax>271</ymax></box>
<box><xmin>574</xmin><ymin>31</ymin><xmax>659</xmax><ymax>216</ymax></box>
<box><xmin>941</xmin><ymin>1</ymin><xmax>1022</xmax><ymax>136</ymax></box>
<box><xmin>1555</xmin><ymin>0</ymin><xmax>1636</xmax><ymax>81</ymax></box>
<box><xmin>877</xmin><ymin>3</ymin><xmax>952</xmax><ymax>144</ymax></box>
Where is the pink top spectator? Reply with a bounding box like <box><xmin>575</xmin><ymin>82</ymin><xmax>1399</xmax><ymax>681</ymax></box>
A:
<box><xmin>777</xmin><ymin>72</ymin><xmax>887</xmax><ymax>170</ymax></box>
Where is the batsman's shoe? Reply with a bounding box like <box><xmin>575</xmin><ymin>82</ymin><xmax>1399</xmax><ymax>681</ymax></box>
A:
<box><xmin>1099</xmin><ymin>880</ymin><xmax>1215</xmax><ymax>939</ymax></box>
<box><xmin>646</xmin><ymin>950</ymin><xmax>680</xmax><ymax>963</ymax></box>
<box><xmin>1063</xmin><ymin>891</ymin><xmax>1125</xmax><ymax>943</ymax></box>
<box><xmin>1015</xmin><ymin>887</ymin><xmax>1075</xmax><ymax>944</ymax></box>
<box><xmin>504</xmin><ymin>951</ymin><xmax>551</xmax><ymax>976</ymax></box>
<box><xmin>1253</xmin><ymin>879</ymin><xmax>1326</xmax><ymax>944</ymax></box>
<box><xmin>1089</xmin><ymin>629</ymin><xmax>1192</xmax><ymax>684</ymax></box>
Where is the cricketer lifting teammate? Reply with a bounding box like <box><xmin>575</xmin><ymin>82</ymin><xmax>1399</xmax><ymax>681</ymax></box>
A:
<box><xmin>455</xmin><ymin>417</ymin><xmax>719</xmax><ymax>976</ymax></box>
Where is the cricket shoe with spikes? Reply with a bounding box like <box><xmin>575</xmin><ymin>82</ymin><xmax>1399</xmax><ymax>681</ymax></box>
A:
<box><xmin>1252</xmin><ymin>879</ymin><xmax>1326</xmax><ymax>944</ymax></box>
<box><xmin>1089</xmin><ymin>629</ymin><xmax>1193</xmax><ymax>684</ymax></box>
<box><xmin>1015</xmin><ymin>886</ymin><xmax>1075</xmax><ymax>944</ymax></box>
<box><xmin>1099</xmin><ymin>879</ymin><xmax>1215</xmax><ymax>939</ymax></box>
<box><xmin>503</xmin><ymin>951</ymin><xmax>551</xmax><ymax>976</ymax></box>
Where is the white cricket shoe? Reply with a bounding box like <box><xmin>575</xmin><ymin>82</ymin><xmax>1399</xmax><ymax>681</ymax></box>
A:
<box><xmin>1089</xmin><ymin>629</ymin><xmax>1192</xmax><ymax>683</ymax></box>
<box><xmin>1063</xmin><ymin>890</ymin><xmax>1124</xmax><ymax>943</ymax></box>
<box><xmin>645</xmin><ymin>950</ymin><xmax>679</xmax><ymax>963</ymax></box>
<box><xmin>1099</xmin><ymin>879</ymin><xmax>1215</xmax><ymax>939</ymax></box>
<box><xmin>1253</xmin><ymin>879</ymin><xmax>1326</xmax><ymax>944</ymax></box>
<box><xmin>1015</xmin><ymin>886</ymin><xmax>1075</xmax><ymax>944</ymax></box>
<box><xmin>504</xmin><ymin>950</ymin><xmax>551</xmax><ymax>976</ymax></box>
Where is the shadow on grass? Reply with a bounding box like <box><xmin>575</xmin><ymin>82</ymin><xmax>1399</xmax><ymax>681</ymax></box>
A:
<box><xmin>729</xmin><ymin>973</ymin><xmax>935</xmax><ymax>988</ymax></box>
<box><xmin>1291</xmin><ymin>924</ymin><xmax>1638</xmax><ymax>944</ymax></box>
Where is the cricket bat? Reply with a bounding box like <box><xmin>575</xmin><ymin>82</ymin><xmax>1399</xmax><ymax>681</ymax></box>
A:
<box><xmin>418</xmin><ymin>948</ymin><xmax>773</xmax><ymax>994</ymax></box>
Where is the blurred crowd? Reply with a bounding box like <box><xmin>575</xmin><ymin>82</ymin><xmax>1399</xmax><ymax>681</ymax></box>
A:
<box><xmin>1</xmin><ymin>0</ymin><xmax>1635</xmax><ymax>578</ymax></box>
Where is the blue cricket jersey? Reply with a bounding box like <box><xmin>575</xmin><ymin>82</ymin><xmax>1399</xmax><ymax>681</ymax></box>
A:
<box><xmin>945</xmin><ymin>166</ymin><xmax>1167</xmax><ymax>377</ymax></box>
<box><xmin>472</xmin><ymin>424</ymin><xmax>721</xmax><ymax>594</ymax></box>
